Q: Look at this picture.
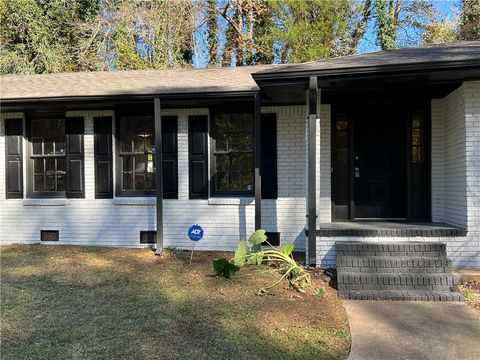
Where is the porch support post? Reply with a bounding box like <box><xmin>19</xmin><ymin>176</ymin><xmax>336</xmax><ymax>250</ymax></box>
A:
<box><xmin>307</xmin><ymin>76</ymin><xmax>318</xmax><ymax>265</ymax></box>
<box><xmin>254</xmin><ymin>92</ymin><xmax>262</xmax><ymax>230</ymax></box>
<box><xmin>154</xmin><ymin>97</ymin><xmax>164</xmax><ymax>255</ymax></box>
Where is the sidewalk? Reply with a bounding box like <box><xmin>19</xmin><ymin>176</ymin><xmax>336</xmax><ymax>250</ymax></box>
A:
<box><xmin>344</xmin><ymin>301</ymin><xmax>480</xmax><ymax>360</ymax></box>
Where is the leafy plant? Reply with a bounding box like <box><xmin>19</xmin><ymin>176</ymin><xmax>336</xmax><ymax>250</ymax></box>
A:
<box><xmin>213</xmin><ymin>258</ymin><xmax>240</xmax><ymax>278</ymax></box>
<box><xmin>212</xmin><ymin>229</ymin><xmax>311</xmax><ymax>292</ymax></box>
<box><xmin>314</xmin><ymin>288</ymin><xmax>326</xmax><ymax>297</ymax></box>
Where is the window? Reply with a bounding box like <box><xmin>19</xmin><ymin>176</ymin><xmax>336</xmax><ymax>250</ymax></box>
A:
<box><xmin>411</xmin><ymin>111</ymin><xmax>424</xmax><ymax>163</ymax></box>
<box><xmin>116</xmin><ymin>114</ymin><xmax>178</xmax><ymax>197</ymax></box>
<box><xmin>30</xmin><ymin>118</ymin><xmax>66</xmax><ymax>194</ymax></box>
<box><xmin>118</xmin><ymin>115</ymin><xmax>156</xmax><ymax>193</ymax></box>
<box><xmin>212</xmin><ymin>112</ymin><xmax>254</xmax><ymax>195</ymax></box>
<box><xmin>27</xmin><ymin>117</ymin><xmax>84</xmax><ymax>198</ymax></box>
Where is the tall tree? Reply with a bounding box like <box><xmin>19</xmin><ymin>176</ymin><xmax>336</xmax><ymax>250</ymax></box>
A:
<box><xmin>0</xmin><ymin>0</ymin><xmax>102</xmax><ymax>74</ymax></box>
<box><xmin>458</xmin><ymin>0</ymin><xmax>480</xmax><ymax>40</ymax></box>
<box><xmin>375</xmin><ymin>0</ymin><xmax>434</xmax><ymax>50</ymax></box>
<box><xmin>270</xmin><ymin>0</ymin><xmax>353</xmax><ymax>63</ymax></box>
<box><xmin>206</xmin><ymin>0</ymin><xmax>220</xmax><ymax>65</ymax></box>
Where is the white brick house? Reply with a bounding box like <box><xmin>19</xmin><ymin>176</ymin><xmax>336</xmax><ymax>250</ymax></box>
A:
<box><xmin>1</xmin><ymin>42</ymin><xmax>479</xmax><ymax>269</ymax></box>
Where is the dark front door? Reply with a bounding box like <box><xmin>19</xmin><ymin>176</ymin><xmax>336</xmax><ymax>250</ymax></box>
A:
<box><xmin>353</xmin><ymin>109</ymin><xmax>406</xmax><ymax>219</ymax></box>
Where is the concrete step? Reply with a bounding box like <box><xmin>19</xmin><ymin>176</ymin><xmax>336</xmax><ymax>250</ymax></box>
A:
<box><xmin>339</xmin><ymin>289</ymin><xmax>465</xmax><ymax>301</ymax></box>
<box><xmin>336</xmin><ymin>242</ymin><xmax>446</xmax><ymax>258</ymax></box>
<box><xmin>336</xmin><ymin>256</ymin><xmax>452</xmax><ymax>273</ymax></box>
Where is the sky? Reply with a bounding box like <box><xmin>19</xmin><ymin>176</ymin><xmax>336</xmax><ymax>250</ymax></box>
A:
<box><xmin>357</xmin><ymin>0</ymin><xmax>461</xmax><ymax>53</ymax></box>
<box><xmin>193</xmin><ymin>0</ymin><xmax>462</xmax><ymax>68</ymax></box>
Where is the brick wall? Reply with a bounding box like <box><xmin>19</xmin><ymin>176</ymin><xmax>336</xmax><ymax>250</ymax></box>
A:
<box><xmin>1</xmin><ymin>105</ymin><xmax>330</xmax><ymax>252</ymax></box>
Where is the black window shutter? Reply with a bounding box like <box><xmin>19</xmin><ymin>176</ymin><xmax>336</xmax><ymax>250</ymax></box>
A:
<box><xmin>5</xmin><ymin>119</ymin><xmax>23</xmax><ymax>199</ymax></box>
<box><xmin>261</xmin><ymin>113</ymin><xmax>277</xmax><ymax>199</ymax></box>
<box><xmin>162</xmin><ymin>116</ymin><xmax>178</xmax><ymax>199</ymax></box>
<box><xmin>66</xmin><ymin>117</ymin><xmax>84</xmax><ymax>198</ymax></box>
<box><xmin>188</xmin><ymin>115</ymin><xmax>208</xmax><ymax>199</ymax></box>
<box><xmin>94</xmin><ymin>117</ymin><xmax>113</xmax><ymax>198</ymax></box>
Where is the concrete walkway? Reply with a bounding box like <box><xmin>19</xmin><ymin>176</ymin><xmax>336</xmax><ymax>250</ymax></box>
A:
<box><xmin>344</xmin><ymin>301</ymin><xmax>480</xmax><ymax>360</ymax></box>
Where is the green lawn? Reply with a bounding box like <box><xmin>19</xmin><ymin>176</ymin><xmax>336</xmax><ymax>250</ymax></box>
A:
<box><xmin>0</xmin><ymin>245</ymin><xmax>350</xmax><ymax>360</ymax></box>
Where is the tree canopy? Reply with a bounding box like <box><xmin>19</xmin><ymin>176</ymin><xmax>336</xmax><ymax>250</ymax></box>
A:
<box><xmin>0</xmin><ymin>0</ymin><xmax>477</xmax><ymax>74</ymax></box>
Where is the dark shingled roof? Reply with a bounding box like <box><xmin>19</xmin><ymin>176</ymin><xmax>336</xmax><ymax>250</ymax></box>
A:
<box><xmin>253</xmin><ymin>41</ymin><xmax>480</xmax><ymax>78</ymax></box>
<box><xmin>1</xmin><ymin>41</ymin><xmax>478</xmax><ymax>101</ymax></box>
<box><xmin>0</xmin><ymin>65</ymin><xmax>272</xmax><ymax>101</ymax></box>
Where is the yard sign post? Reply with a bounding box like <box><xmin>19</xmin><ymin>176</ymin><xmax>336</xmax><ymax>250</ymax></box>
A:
<box><xmin>188</xmin><ymin>224</ymin><xmax>204</xmax><ymax>263</ymax></box>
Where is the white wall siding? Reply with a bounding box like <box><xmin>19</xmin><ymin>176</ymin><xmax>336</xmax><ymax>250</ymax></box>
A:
<box><xmin>1</xmin><ymin>105</ymin><xmax>328</xmax><ymax>252</ymax></box>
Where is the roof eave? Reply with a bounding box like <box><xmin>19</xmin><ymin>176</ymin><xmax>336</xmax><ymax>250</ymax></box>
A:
<box><xmin>252</xmin><ymin>59</ymin><xmax>480</xmax><ymax>82</ymax></box>
<box><xmin>0</xmin><ymin>89</ymin><xmax>260</xmax><ymax>105</ymax></box>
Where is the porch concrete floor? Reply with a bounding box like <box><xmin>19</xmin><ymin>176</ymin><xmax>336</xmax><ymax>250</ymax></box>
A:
<box><xmin>344</xmin><ymin>300</ymin><xmax>480</xmax><ymax>360</ymax></box>
<box><xmin>319</xmin><ymin>221</ymin><xmax>463</xmax><ymax>231</ymax></box>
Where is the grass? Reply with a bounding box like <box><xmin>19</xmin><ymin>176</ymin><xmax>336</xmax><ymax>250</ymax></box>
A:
<box><xmin>459</xmin><ymin>282</ymin><xmax>480</xmax><ymax>317</ymax></box>
<box><xmin>0</xmin><ymin>245</ymin><xmax>350</xmax><ymax>360</ymax></box>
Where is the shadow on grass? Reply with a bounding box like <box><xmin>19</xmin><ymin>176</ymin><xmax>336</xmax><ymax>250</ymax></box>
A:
<box><xmin>1</xmin><ymin>245</ymin><xmax>349</xmax><ymax>360</ymax></box>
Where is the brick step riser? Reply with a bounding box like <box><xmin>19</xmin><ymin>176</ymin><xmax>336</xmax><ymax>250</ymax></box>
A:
<box><xmin>336</xmin><ymin>257</ymin><xmax>452</xmax><ymax>269</ymax></box>
<box><xmin>337</xmin><ymin>267</ymin><xmax>452</xmax><ymax>273</ymax></box>
<box><xmin>339</xmin><ymin>284</ymin><xmax>458</xmax><ymax>292</ymax></box>
<box><xmin>336</xmin><ymin>243</ymin><xmax>446</xmax><ymax>253</ymax></box>
<box><xmin>337</xmin><ymin>274</ymin><xmax>459</xmax><ymax>286</ymax></box>
<box><xmin>337</xmin><ymin>251</ymin><xmax>446</xmax><ymax>257</ymax></box>
<box><xmin>339</xmin><ymin>291</ymin><xmax>464</xmax><ymax>301</ymax></box>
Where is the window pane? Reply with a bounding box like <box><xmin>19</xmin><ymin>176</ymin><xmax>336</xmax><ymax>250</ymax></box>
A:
<box><xmin>55</xmin><ymin>141</ymin><xmax>65</xmax><ymax>155</ymax></box>
<box><xmin>123</xmin><ymin>173</ymin><xmax>133</xmax><ymax>190</ymax></box>
<box><xmin>413</xmin><ymin>146</ymin><xmax>424</xmax><ymax>163</ymax></box>
<box><xmin>228</xmin><ymin>172</ymin><xmax>241</xmax><ymax>190</ymax></box>
<box><xmin>215</xmin><ymin>154</ymin><xmax>229</xmax><ymax>171</ymax></box>
<box><xmin>46</xmin><ymin>174</ymin><xmax>55</xmax><ymax>191</ymax></box>
<box><xmin>32</xmin><ymin>138</ymin><xmax>43</xmax><ymax>155</ymax></box>
<box><xmin>57</xmin><ymin>174</ymin><xmax>65</xmax><ymax>191</ymax></box>
<box><xmin>146</xmin><ymin>153</ymin><xmax>154</xmax><ymax>173</ymax></box>
<box><xmin>133</xmin><ymin>135</ymin><xmax>145</xmax><ymax>153</ymax></box>
<box><xmin>215</xmin><ymin>135</ymin><xmax>228</xmax><ymax>151</ymax></box>
<box><xmin>146</xmin><ymin>173</ymin><xmax>155</xmax><ymax>190</ymax></box>
<box><xmin>230</xmin><ymin>133</ymin><xmax>252</xmax><ymax>151</ymax></box>
<box><xmin>230</xmin><ymin>153</ymin><xmax>252</xmax><ymax>170</ymax></box>
<box><xmin>121</xmin><ymin>134</ymin><xmax>134</xmax><ymax>152</ymax></box>
<box><xmin>412</xmin><ymin>111</ymin><xmax>423</xmax><ymax>128</ymax></box>
<box><xmin>123</xmin><ymin>155</ymin><xmax>132</xmax><ymax>172</ymax></box>
<box><xmin>45</xmin><ymin>158</ymin><xmax>55</xmax><ymax>172</ymax></box>
<box><xmin>232</xmin><ymin>113</ymin><xmax>253</xmax><ymax>132</ymax></box>
<box><xmin>34</xmin><ymin>175</ymin><xmax>45</xmax><ymax>191</ymax></box>
<box><xmin>412</xmin><ymin>128</ymin><xmax>423</xmax><ymax>146</ymax></box>
<box><xmin>216</xmin><ymin>172</ymin><xmax>227</xmax><ymax>191</ymax></box>
<box><xmin>241</xmin><ymin>172</ymin><xmax>253</xmax><ymax>191</ymax></box>
<box><xmin>44</xmin><ymin>138</ymin><xmax>54</xmax><ymax>155</ymax></box>
<box><xmin>34</xmin><ymin>159</ymin><xmax>44</xmax><ymax>174</ymax></box>
<box><xmin>144</xmin><ymin>134</ymin><xmax>154</xmax><ymax>152</ymax></box>
<box><xmin>336</xmin><ymin>131</ymin><xmax>348</xmax><ymax>147</ymax></box>
<box><xmin>143</xmin><ymin>116</ymin><xmax>154</xmax><ymax>134</ymax></box>
<box><xmin>135</xmin><ymin>174</ymin><xmax>145</xmax><ymax>190</ymax></box>
<box><xmin>336</xmin><ymin>119</ymin><xmax>348</xmax><ymax>131</ymax></box>
<box><xmin>134</xmin><ymin>155</ymin><xmax>145</xmax><ymax>173</ymax></box>
<box><xmin>32</xmin><ymin>120</ymin><xmax>46</xmax><ymax>137</ymax></box>
<box><xmin>57</xmin><ymin>158</ymin><xmax>66</xmax><ymax>172</ymax></box>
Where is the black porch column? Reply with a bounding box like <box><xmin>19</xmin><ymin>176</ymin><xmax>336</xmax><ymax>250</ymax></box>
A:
<box><xmin>154</xmin><ymin>98</ymin><xmax>164</xmax><ymax>255</ymax></box>
<box><xmin>254</xmin><ymin>93</ymin><xmax>262</xmax><ymax>230</ymax></box>
<box><xmin>307</xmin><ymin>77</ymin><xmax>318</xmax><ymax>265</ymax></box>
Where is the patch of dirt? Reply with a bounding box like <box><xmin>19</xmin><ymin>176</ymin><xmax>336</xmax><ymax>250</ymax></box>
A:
<box><xmin>459</xmin><ymin>281</ymin><xmax>480</xmax><ymax>316</ymax></box>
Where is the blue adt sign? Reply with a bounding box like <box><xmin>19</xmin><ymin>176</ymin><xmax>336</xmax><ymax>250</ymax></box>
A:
<box><xmin>188</xmin><ymin>224</ymin><xmax>204</xmax><ymax>241</ymax></box>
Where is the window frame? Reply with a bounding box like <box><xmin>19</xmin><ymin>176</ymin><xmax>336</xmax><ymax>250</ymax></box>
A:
<box><xmin>115</xmin><ymin>113</ymin><xmax>156</xmax><ymax>197</ymax></box>
<box><xmin>26</xmin><ymin>115</ymin><xmax>67</xmax><ymax>198</ymax></box>
<box><xmin>209</xmin><ymin>106</ymin><xmax>255</xmax><ymax>197</ymax></box>
<box><xmin>114</xmin><ymin>106</ymin><xmax>178</xmax><ymax>198</ymax></box>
